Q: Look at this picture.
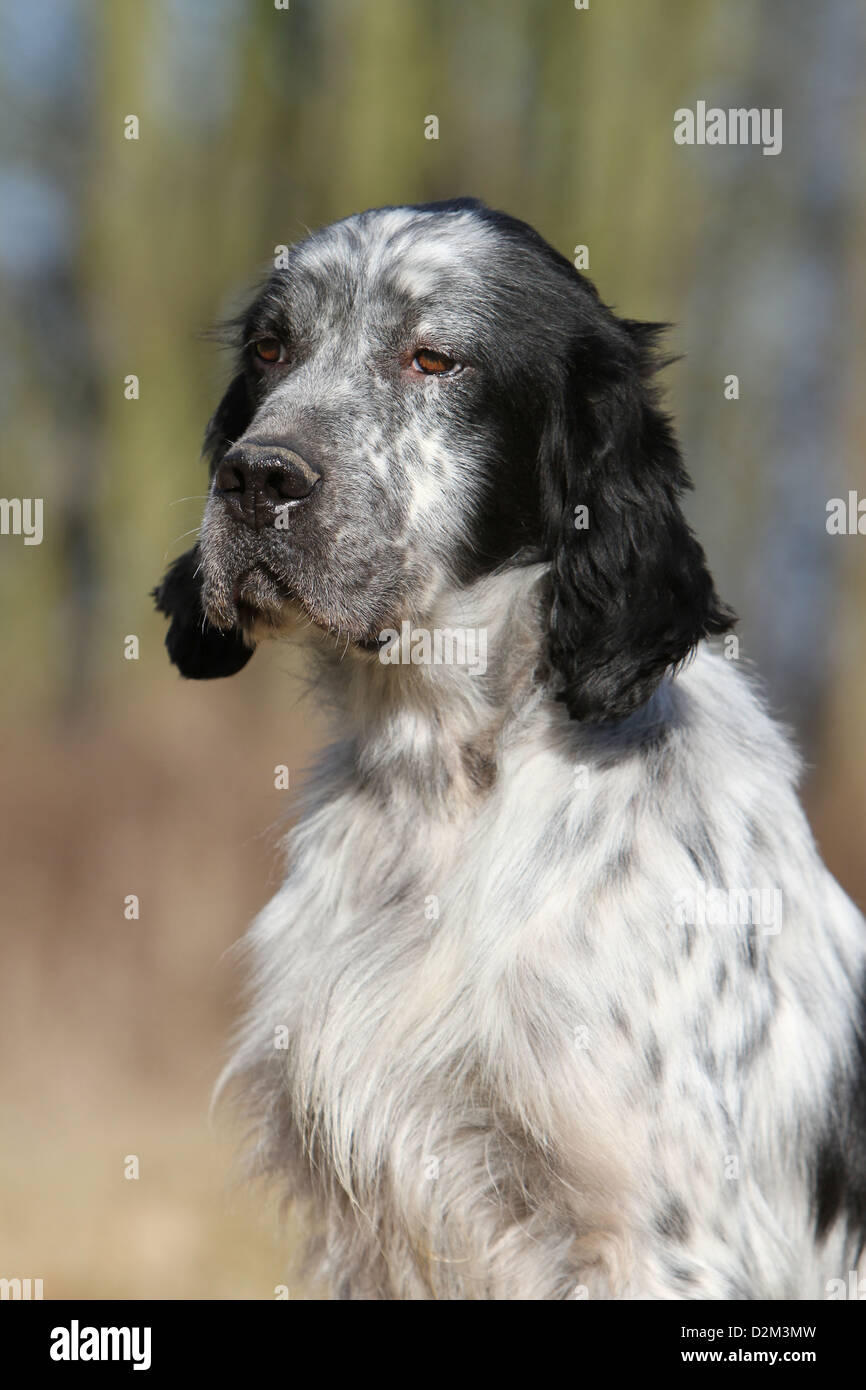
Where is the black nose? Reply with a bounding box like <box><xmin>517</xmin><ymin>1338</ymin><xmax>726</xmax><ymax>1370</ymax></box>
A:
<box><xmin>214</xmin><ymin>441</ymin><xmax>321</xmax><ymax>529</ymax></box>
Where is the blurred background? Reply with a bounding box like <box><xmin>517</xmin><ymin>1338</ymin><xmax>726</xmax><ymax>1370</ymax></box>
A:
<box><xmin>1</xmin><ymin>0</ymin><xmax>864</xmax><ymax>1298</ymax></box>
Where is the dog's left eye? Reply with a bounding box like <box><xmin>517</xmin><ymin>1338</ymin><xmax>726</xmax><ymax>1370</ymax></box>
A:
<box><xmin>412</xmin><ymin>348</ymin><xmax>462</xmax><ymax>376</ymax></box>
<box><xmin>253</xmin><ymin>337</ymin><xmax>287</xmax><ymax>364</ymax></box>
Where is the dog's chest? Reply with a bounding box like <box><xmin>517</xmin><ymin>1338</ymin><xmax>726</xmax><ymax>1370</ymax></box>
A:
<box><xmin>257</xmin><ymin>749</ymin><xmax>679</xmax><ymax>1148</ymax></box>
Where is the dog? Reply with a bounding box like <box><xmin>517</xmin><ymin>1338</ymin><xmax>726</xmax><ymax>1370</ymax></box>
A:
<box><xmin>154</xmin><ymin>198</ymin><xmax>866</xmax><ymax>1299</ymax></box>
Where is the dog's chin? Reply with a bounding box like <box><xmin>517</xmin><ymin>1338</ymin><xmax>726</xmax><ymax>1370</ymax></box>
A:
<box><xmin>202</xmin><ymin>557</ymin><xmax>402</xmax><ymax>651</ymax></box>
<box><xmin>202</xmin><ymin>562</ymin><xmax>294</xmax><ymax>636</ymax></box>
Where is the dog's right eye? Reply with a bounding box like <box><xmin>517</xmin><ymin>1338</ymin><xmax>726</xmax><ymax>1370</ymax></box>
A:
<box><xmin>413</xmin><ymin>348</ymin><xmax>462</xmax><ymax>376</ymax></box>
<box><xmin>253</xmin><ymin>338</ymin><xmax>286</xmax><ymax>364</ymax></box>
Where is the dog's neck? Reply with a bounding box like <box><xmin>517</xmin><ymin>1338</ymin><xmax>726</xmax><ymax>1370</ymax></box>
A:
<box><xmin>301</xmin><ymin>562</ymin><xmax>553</xmax><ymax>810</ymax></box>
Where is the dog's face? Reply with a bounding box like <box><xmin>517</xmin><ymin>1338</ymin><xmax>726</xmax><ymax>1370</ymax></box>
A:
<box><xmin>197</xmin><ymin>202</ymin><xmax>549</xmax><ymax>644</ymax></box>
<box><xmin>155</xmin><ymin>198</ymin><xmax>733</xmax><ymax>720</ymax></box>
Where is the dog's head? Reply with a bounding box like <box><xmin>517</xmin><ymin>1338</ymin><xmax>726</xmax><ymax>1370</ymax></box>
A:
<box><xmin>154</xmin><ymin>198</ymin><xmax>733</xmax><ymax>720</ymax></box>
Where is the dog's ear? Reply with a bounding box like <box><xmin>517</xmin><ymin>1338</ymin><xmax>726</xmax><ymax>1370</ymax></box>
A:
<box><xmin>539</xmin><ymin>317</ymin><xmax>735</xmax><ymax>722</ymax></box>
<box><xmin>153</xmin><ymin>371</ymin><xmax>257</xmax><ymax>679</ymax></box>
<box><xmin>152</xmin><ymin>546</ymin><xmax>254</xmax><ymax>679</ymax></box>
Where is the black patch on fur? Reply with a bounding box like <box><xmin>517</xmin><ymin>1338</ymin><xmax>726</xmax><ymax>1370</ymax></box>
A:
<box><xmin>611</xmin><ymin>1004</ymin><xmax>633</xmax><ymax>1041</ymax></box>
<box><xmin>698</xmin><ymin>1046</ymin><xmax>718</xmax><ymax>1080</ymax></box>
<box><xmin>603</xmin><ymin>839</ymin><xmax>636</xmax><ymax>888</ymax></box>
<box><xmin>683</xmin><ymin>829</ymin><xmax>725</xmax><ymax>888</ymax></box>
<box><xmin>152</xmin><ymin>546</ymin><xmax>254</xmax><ymax>679</ymax></box>
<box><xmin>646</xmin><ymin>1037</ymin><xmax>664</xmax><ymax>1081</ymax></box>
<box><xmin>656</xmin><ymin>1197</ymin><xmax>691</xmax><ymax>1243</ymax></box>
<box><xmin>460</xmin><ymin>742</ymin><xmax>498</xmax><ymax>792</ymax></box>
<box><xmin>734</xmin><ymin>1013</ymin><xmax>771</xmax><ymax>1070</ymax></box>
<box><xmin>812</xmin><ymin>970</ymin><xmax>866</xmax><ymax>1259</ymax></box>
<box><xmin>739</xmin><ymin>931</ymin><xmax>759</xmax><ymax>971</ymax></box>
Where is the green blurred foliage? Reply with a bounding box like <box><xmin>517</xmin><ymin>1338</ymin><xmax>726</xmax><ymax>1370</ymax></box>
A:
<box><xmin>1</xmin><ymin>0</ymin><xmax>864</xmax><ymax>766</ymax></box>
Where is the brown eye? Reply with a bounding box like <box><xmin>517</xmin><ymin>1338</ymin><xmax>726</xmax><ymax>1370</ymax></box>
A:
<box><xmin>413</xmin><ymin>348</ymin><xmax>461</xmax><ymax>376</ymax></box>
<box><xmin>254</xmin><ymin>337</ymin><xmax>284</xmax><ymax>363</ymax></box>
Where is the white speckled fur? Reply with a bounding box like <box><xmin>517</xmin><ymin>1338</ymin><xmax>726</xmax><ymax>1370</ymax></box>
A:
<box><xmin>221</xmin><ymin>565</ymin><xmax>865</xmax><ymax>1299</ymax></box>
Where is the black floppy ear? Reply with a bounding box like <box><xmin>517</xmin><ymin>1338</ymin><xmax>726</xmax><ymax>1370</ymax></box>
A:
<box><xmin>152</xmin><ymin>370</ymin><xmax>257</xmax><ymax>679</ymax></box>
<box><xmin>540</xmin><ymin>319</ymin><xmax>735</xmax><ymax>722</ymax></box>
<box><xmin>152</xmin><ymin>546</ymin><xmax>254</xmax><ymax>680</ymax></box>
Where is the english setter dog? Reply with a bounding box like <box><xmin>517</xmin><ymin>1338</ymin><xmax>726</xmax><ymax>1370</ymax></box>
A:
<box><xmin>155</xmin><ymin>199</ymin><xmax>866</xmax><ymax>1300</ymax></box>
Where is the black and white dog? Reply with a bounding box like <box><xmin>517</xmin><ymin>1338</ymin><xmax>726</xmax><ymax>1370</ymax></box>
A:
<box><xmin>155</xmin><ymin>199</ymin><xmax>866</xmax><ymax>1299</ymax></box>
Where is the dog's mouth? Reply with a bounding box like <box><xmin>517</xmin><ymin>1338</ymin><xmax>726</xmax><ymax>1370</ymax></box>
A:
<box><xmin>234</xmin><ymin>563</ymin><xmax>285</xmax><ymax>608</ymax></box>
<box><xmin>202</xmin><ymin>558</ymin><xmax>291</xmax><ymax>633</ymax></box>
<box><xmin>201</xmin><ymin>542</ymin><xmax>399</xmax><ymax>652</ymax></box>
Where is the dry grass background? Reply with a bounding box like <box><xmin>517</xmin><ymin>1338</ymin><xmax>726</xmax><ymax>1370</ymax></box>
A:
<box><xmin>0</xmin><ymin>667</ymin><xmax>325</xmax><ymax>1299</ymax></box>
